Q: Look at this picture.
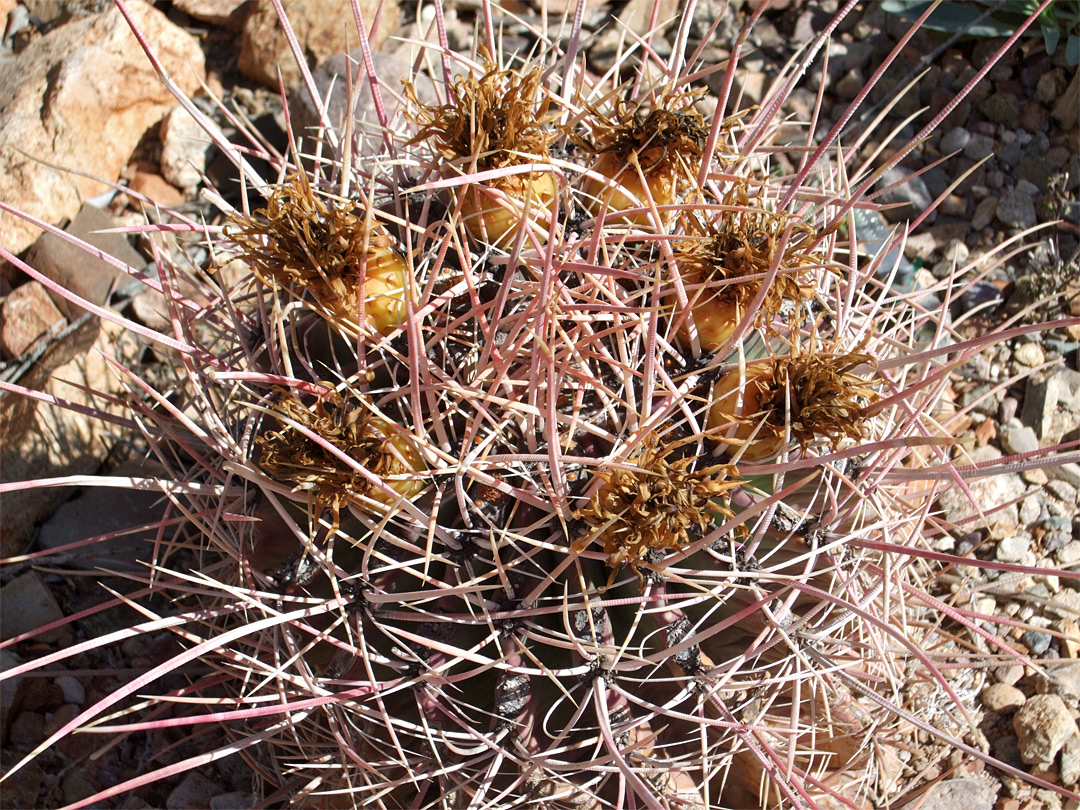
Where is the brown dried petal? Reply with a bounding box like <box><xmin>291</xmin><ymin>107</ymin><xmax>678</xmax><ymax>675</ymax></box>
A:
<box><xmin>575</xmin><ymin>434</ymin><xmax>741</xmax><ymax>588</ymax></box>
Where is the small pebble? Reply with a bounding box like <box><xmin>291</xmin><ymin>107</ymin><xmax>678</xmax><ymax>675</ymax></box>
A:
<box><xmin>982</xmin><ymin>683</ymin><xmax>1026</xmax><ymax>713</ymax></box>
<box><xmin>1046</xmin><ymin>479</ymin><xmax>1077</xmax><ymax>504</ymax></box>
<box><xmin>972</xmin><ymin>197</ymin><xmax>998</xmax><ymax>230</ymax></box>
<box><xmin>1019</xmin><ymin>495</ymin><xmax>1042</xmax><ymax>525</ymax></box>
<box><xmin>996</xmin><ymin>186</ymin><xmax>1038</xmax><ymax>229</ymax></box>
<box><xmin>1048</xmin><ymin>462</ymin><xmax>1080</xmax><ymax>488</ymax></box>
<box><xmin>1022</xmin><ymin>374</ymin><xmax>1060</xmax><ymax>439</ymax></box>
<box><xmin>996</xmin><ymin>664</ymin><xmax>1025</xmax><ymax>686</ymax></box>
<box><xmin>996</xmin><ymin>535</ymin><xmax>1030</xmax><ymax>563</ymax></box>
<box><xmin>1013</xmin><ymin>342</ymin><xmax>1045</xmax><ymax>367</ymax></box>
<box><xmin>941</xmin><ymin>193</ymin><xmax>968</xmax><ymax>217</ymax></box>
<box><xmin>167</xmin><ymin>772</ymin><xmax>221</xmax><ymax>810</ymax></box>
<box><xmin>1015</xmin><ymin>179</ymin><xmax>1040</xmax><ymax>197</ymax></box>
<box><xmin>964</xmin><ymin>133</ymin><xmax>996</xmax><ymax>161</ymax></box>
<box><xmin>8</xmin><ymin>711</ymin><xmax>46</xmax><ymax>750</ymax></box>
<box><xmin>897</xmin><ymin>777</ymin><xmax>996</xmax><ymax>810</ymax></box>
<box><xmin>210</xmin><ymin>793</ymin><xmax>259</xmax><ymax>810</ymax></box>
<box><xmin>999</xmin><ymin>397</ymin><xmax>1019</xmax><ymax>423</ymax></box>
<box><xmin>1035</xmin><ymin>71</ymin><xmax>1063</xmax><ymax>105</ymax></box>
<box><xmin>1022</xmin><ymin>630</ymin><xmax>1052</xmax><ymax>655</ymax></box>
<box><xmin>941</xmin><ymin>238</ymin><xmax>969</xmax><ymax>264</ymax></box>
<box><xmin>1038</xmin><ymin>663</ymin><xmax>1080</xmax><ymax>703</ymax></box>
<box><xmin>43</xmin><ymin>704</ymin><xmax>79</xmax><ymax>738</ymax></box>
<box><xmin>1060</xmin><ymin>735</ymin><xmax>1080</xmax><ymax>789</ymax></box>
<box><xmin>1021</xmin><ymin>468</ymin><xmax>1049</xmax><ymax>486</ymax></box>
<box><xmin>1013</xmin><ymin>694</ymin><xmax>1079</xmax><ymax>765</ymax></box>
<box><xmin>55</xmin><ymin>676</ymin><xmax>84</xmax><ymax>707</ymax></box>
<box><xmin>941</xmin><ymin>126</ymin><xmax>972</xmax><ymax>154</ymax></box>
<box><xmin>979</xmin><ymin>92</ymin><xmax>1021</xmax><ymax>125</ymax></box>
<box><xmin>1001</xmin><ymin>421</ymin><xmax>1039</xmax><ymax>456</ymax></box>
<box><xmin>1058</xmin><ymin>541</ymin><xmax>1080</xmax><ymax>566</ymax></box>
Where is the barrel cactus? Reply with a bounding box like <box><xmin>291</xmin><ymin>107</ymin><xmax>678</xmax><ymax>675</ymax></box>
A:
<box><xmin>1</xmin><ymin>2</ymin><xmax>1073</xmax><ymax>809</ymax></box>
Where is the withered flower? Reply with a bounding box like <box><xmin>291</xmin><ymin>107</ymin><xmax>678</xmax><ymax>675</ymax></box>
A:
<box><xmin>226</xmin><ymin>172</ymin><xmax>409</xmax><ymax>333</ymax></box>
<box><xmin>574</xmin><ymin>433</ymin><xmax>741</xmax><ymax>589</ymax></box>
<box><xmin>406</xmin><ymin>55</ymin><xmax>560</xmax><ymax>246</ymax></box>
<box><xmin>255</xmin><ymin>388</ymin><xmax>424</xmax><ymax>525</ymax></box>
<box><xmin>708</xmin><ymin>340</ymin><xmax>882</xmax><ymax>460</ymax></box>
<box><xmin>574</xmin><ymin>87</ymin><xmax>711</xmax><ymax>225</ymax></box>
<box><xmin>669</xmin><ymin>182</ymin><xmax>827</xmax><ymax>352</ymax></box>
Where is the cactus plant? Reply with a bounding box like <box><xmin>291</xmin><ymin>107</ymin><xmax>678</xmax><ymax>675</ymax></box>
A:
<box><xmin>1</xmin><ymin>1</ymin><xmax>1078</xmax><ymax>809</ymax></box>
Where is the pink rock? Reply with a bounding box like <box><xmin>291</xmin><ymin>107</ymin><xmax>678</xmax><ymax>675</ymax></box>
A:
<box><xmin>0</xmin><ymin>281</ymin><xmax>66</xmax><ymax>360</ymax></box>
<box><xmin>0</xmin><ymin>2</ymin><xmax>206</xmax><ymax>255</ymax></box>
<box><xmin>0</xmin><ymin>0</ymin><xmax>17</xmax><ymax>27</ymax></box>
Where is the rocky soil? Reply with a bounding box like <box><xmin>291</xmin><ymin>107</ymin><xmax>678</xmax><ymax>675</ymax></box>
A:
<box><xmin>0</xmin><ymin>0</ymin><xmax>1077</xmax><ymax>808</ymax></box>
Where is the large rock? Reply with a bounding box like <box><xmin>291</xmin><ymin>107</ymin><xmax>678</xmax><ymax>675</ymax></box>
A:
<box><xmin>0</xmin><ymin>318</ymin><xmax>139</xmax><ymax>557</ymax></box>
<box><xmin>36</xmin><ymin>460</ymin><xmax>169</xmax><ymax>573</ymax></box>
<box><xmin>238</xmin><ymin>0</ymin><xmax>399</xmax><ymax>90</ymax></box>
<box><xmin>0</xmin><ymin>1</ymin><xmax>205</xmax><ymax>255</ymax></box>
<box><xmin>0</xmin><ymin>281</ymin><xmax>66</xmax><ymax>360</ymax></box>
<box><xmin>0</xmin><ymin>571</ymin><xmax>71</xmax><ymax>644</ymax></box>
<box><xmin>25</xmin><ymin>203</ymin><xmax>145</xmax><ymax>319</ymax></box>
<box><xmin>936</xmin><ymin>464</ymin><xmax>1023</xmax><ymax>539</ymax></box>
<box><xmin>172</xmin><ymin>0</ymin><xmax>250</xmax><ymax>30</ymax></box>
<box><xmin>900</xmin><ymin>778</ymin><xmax>996</xmax><ymax>810</ymax></box>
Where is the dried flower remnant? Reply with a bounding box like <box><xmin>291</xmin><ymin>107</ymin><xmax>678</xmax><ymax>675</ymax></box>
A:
<box><xmin>406</xmin><ymin>55</ymin><xmax>560</xmax><ymax>246</ymax></box>
<box><xmin>576</xmin><ymin>88</ymin><xmax>710</xmax><ymax>226</ymax></box>
<box><xmin>708</xmin><ymin>343</ymin><xmax>882</xmax><ymax>460</ymax></box>
<box><xmin>255</xmin><ymin>388</ymin><xmax>425</xmax><ymax>524</ymax></box>
<box><xmin>574</xmin><ymin>433</ymin><xmax>741</xmax><ymax>588</ymax></box>
<box><xmin>670</xmin><ymin>185</ymin><xmax>823</xmax><ymax>351</ymax></box>
<box><xmin>226</xmin><ymin>172</ymin><xmax>409</xmax><ymax>333</ymax></box>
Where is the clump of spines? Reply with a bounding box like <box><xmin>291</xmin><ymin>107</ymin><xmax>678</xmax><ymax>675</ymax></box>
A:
<box><xmin>667</xmin><ymin>181</ymin><xmax>826</xmax><ymax>353</ymax></box>
<box><xmin>405</xmin><ymin>53</ymin><xmax>557</xmax><ymax>172</ymax></box>
<box><xmin>405</xmin><ymin>54</ymin><xmax>560</xmax><ymax>245</ymax></box>
<box><xmin>571</xmin><ymin>86</ymin><xmax>711</xmax><ymax>225</ymax></box>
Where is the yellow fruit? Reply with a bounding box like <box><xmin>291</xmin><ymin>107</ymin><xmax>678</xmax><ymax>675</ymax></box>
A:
<box><xmin>254</xmin><ymin>392</ymin><xmax>427</xmax><ymax>520</ymax></box>
<box><xmin>459</xmin><ymin>172</ymin><xmax>558</xmax><ymax>247</ymax></box>
<box><xmin>707</xmin><ymin>362</ymin><xmax>786</xmax><ymax>461</ymax></box>
<box><xmin>673</xmin><ymin>266</ymin><xmax>746</xmax><ymax>352</ymax></box>
<box><xmin>361</xmin><ymin>246</ymin><xmax>410</xmax><ymax>334</ymax></box>
<box><xmin>585</xmin><ymin>151</ymin><xmax>675</xmax><ymax>227</ymax></box>
<box><xmin>369</xmin><ymin>418</ymin><xmax>426</xmax><ymax>503</ymax></box>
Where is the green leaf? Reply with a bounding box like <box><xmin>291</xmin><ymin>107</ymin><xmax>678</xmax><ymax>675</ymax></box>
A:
<box><xmin>1044</xmin><ymin>24</ymin><xmax>1061</xmax><ymax>55</ymax></box>
<box><xmin>881</xmin><ymin>0</ymin><xmax>1023</xmax><ymax>37</ymax></box>
<box><xmin>1067</xmin><ymin>33</ymin><xmax>1080</xmax><ymax>65</ymax></box>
